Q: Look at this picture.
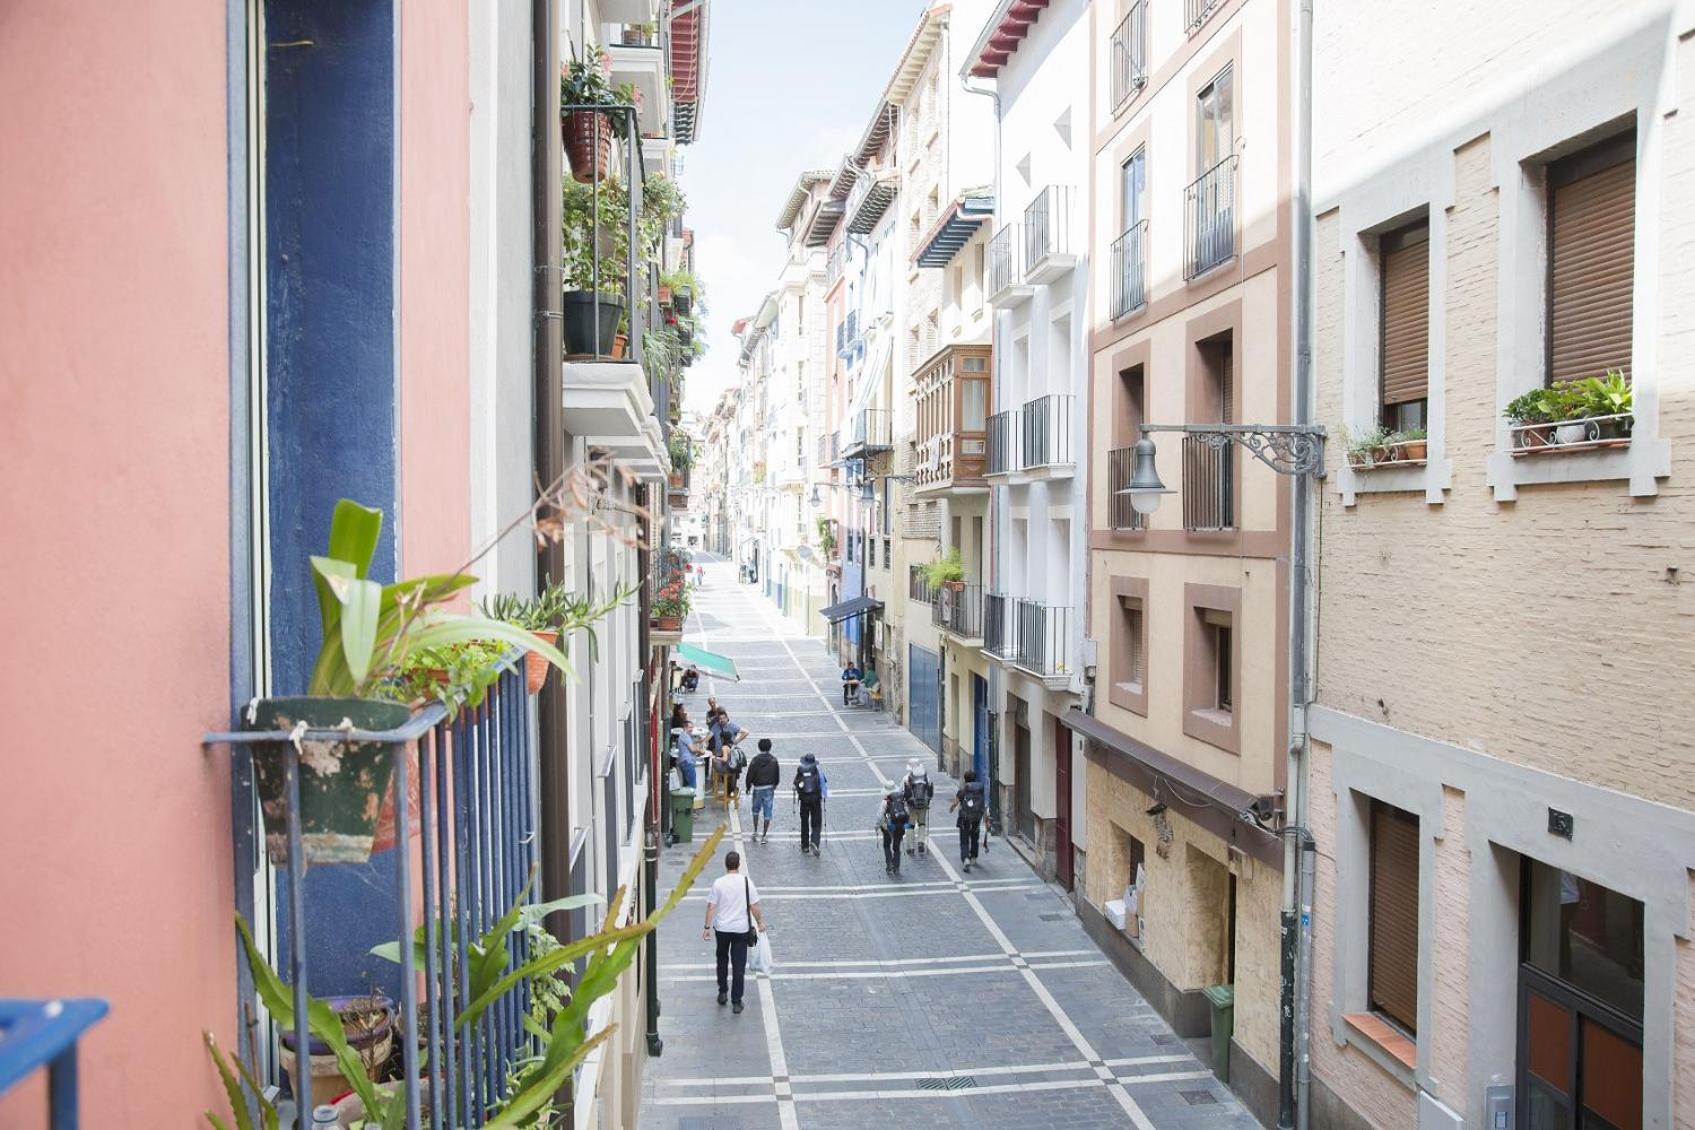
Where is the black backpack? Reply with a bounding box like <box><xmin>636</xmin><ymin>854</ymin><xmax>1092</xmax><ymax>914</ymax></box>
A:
<box><xmin>959</xmin><ymin>784</ymin><xmax>985</xmax><ymax>821</ymax></box>
<box><xmin>905</xmin><ymin>776</ymin><xmax>933</xmax><ymax>809</ymax></box>
<box><xmin>885</xmin><ymin>794</ymin><xmax>909</xmax><ymax>829</ymax></box>
<box><xmin>795</xmin><ymin>766</ymin><xmax>821</xmax><ymax>799</ymax></box>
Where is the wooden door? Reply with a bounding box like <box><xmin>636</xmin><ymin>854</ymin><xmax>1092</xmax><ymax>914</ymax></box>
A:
<box><xmin>1054</xmin><ymin>724</ymin><xmax>1074</xmax><ymax>890</ymax></box>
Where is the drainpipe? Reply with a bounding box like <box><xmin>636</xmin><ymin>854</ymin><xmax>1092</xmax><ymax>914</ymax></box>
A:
<box><xmin>1280</xmin><ymin>0</ymin><xmax>1316</xmax><ymax>1126</ymax></box>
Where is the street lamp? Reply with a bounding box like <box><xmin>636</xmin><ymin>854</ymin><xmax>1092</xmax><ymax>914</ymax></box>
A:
<box><xmin>1113</xmin><ymin>423</ymin><xmax>1327</xmax><ymax>514</ymax></box>
<box><xmin>808</xmin><ymin>486</ymin><xmax>822</xmax><ymax>507</ymax></box>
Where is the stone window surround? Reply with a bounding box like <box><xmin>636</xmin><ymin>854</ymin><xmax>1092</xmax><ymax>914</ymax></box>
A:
<box><xmin>1312</xmin><ymin>705</ymin><xmax>1695</xmax><ymax>1126</ymax></box>
<box><xmin>1181</xmin><ymin>582</ymin><xmax>1239</xmax><ymax>754</ymax></box>
<box><xmin>1108</xmin><ymin>574</ymin><xmax>1149</xmax><ymax>716</ymax></box>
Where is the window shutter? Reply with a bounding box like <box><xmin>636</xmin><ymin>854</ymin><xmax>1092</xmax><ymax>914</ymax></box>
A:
<box><xmin>1380</xmin><ymin>226</ymin><xmax>1429</xmax><ymax>407</ymax></box>
<box><xmin>1549</xmin><ymin>143</ymin><xmax>1635</xmax><ymax>385</ymax></box>
<box><xmin>1369</xmin><ymin>801</ymin><xmax>1420</xmax><ymax>1034</ymax></box>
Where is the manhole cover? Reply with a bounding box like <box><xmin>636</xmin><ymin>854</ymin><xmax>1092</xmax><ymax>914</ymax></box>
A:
<box><xmin>1180</xmin><ymin>1090</ymin><xmax>1220</xmax><ymax>1106</ymax></box>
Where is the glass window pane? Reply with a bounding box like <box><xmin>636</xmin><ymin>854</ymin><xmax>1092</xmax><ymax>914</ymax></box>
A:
<box><xmin>1524</xmin><ymin>862</ymin><xmax>1644</xmax><ymax>1020</ymax></box>
<box><xmin>963</xmin><ymin>379</ymin><xmax>988</xmax><ymax>430</ymax></box>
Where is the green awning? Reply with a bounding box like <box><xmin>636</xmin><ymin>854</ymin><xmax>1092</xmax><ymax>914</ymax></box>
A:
<box><xmin>671</xmin><ymin>643</ymin><xmax>740</xmax><ymax>682</ymax></box>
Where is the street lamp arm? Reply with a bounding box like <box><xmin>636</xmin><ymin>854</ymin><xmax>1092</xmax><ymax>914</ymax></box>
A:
<box><xmin>1137</xmin><ymin>423</ymin><xmax>1328</xmax><ymax>478</ymax></box>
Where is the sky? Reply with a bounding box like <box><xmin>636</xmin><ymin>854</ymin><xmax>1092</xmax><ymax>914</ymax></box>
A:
<box><xmin>676</xmin><ymin>0</ymin><xmax>938</xmax><ymax>417</ymax></box>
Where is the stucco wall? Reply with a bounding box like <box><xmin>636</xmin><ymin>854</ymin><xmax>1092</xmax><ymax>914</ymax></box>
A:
<box><xmin>0</xmin><ymin>0</ymin><xmax>234</xmax><ymax>1121</ymax></box>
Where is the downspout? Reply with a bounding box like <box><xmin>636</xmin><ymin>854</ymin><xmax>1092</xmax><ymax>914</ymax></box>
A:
<box><xmin>1280</xmin><ymin>0</ymin><xmax>1316</xmax><ymax>1126</ymax></box>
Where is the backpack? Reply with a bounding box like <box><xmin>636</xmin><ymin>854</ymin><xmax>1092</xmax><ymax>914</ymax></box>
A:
<box><xmin>885</xmin><ymin>794</ymin><xmax>909</xmax><ymax>830</ymax></box>
<box><xmin>959</xmin><ymin>784</ymin><xmax>985</xmax><ymax>821</ymax></box>
<box><xmin>732</xmin><ymin>747</ymin><xmax>747</xmax><ymax>771</ymax></box>
<box><xmin>796</xmin><ymin>766</ymin><xmax>821</xmax><ymax>799</ymax></box>
<box><xmin>905</xmin><ymin>776</ymin><xmax>933</xmax><ymax>809</ymax></box>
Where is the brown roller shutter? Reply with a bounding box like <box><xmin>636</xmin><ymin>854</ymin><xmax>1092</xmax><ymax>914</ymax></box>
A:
<box><xmin>1369</xmin><ymin>800</ymin><xmax>1419</xmax><ymax>1034</ymax></box>
<box><xmin>1549</xmin><ymin>134</ymin><xmax>1635</xmax><ymax>385</ymax></box>
<box><xmin>1381</xmin><ymin>224</ymin><xmax>1430</xmax><ymax>407</ymax></box>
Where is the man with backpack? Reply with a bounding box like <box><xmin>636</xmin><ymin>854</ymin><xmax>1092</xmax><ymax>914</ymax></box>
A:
<box><xmin>949</xmin><ymin>768</ymin><xmax>988</xmax><ymax>872</ymax></box>
<box><xmin>877</xmin><ymin>783</ymin><xmax>910</xmax><ymax>876</ymax></box>
<box><xmin>710</xmin><ymin>709</ymin><xmax>750</xmax><ymax>807</ymax></box>
<box><xmin>792</xmin><ymin>751</ymin><xmax>828</xmax><ymax>855</ymax></box>
<box><xmin>900</xmin><ymin>758</ymin><xmax>935</xmax><ymax>856</ymax></box>
<box><xmin>745</xmin><ymin>738</ymin><xmax>780</xmax><ymax>844</ymax></box>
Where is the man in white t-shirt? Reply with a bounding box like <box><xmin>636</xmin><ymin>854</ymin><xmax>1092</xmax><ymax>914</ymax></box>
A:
<box><xmin>702</xmin><ymin>851</ymin><xmax>765</xmax><ymax>1013</ymax></box>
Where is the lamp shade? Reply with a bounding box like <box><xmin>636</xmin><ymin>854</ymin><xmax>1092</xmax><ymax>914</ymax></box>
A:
<box><xmin>1114</xmin><ymin>436</ymin><xmax>1174</xmax><ymax>515</ymax></box>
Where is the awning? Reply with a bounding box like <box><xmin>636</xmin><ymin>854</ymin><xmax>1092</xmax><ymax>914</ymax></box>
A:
<box><xmin>819</xmin><ymin>595</ymin><xmax>884</xmax><ymax>624</ymax></box>
<box><xmin>671</xmin><ymin>643</ymin><xmax>740</xmax><ymax>682</ymax></box>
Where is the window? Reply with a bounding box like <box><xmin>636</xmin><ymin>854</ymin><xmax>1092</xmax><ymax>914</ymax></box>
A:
<box><xmin>1547</xmin><ymin>130</ymin><xmax>1635</xmax><ymax>384</ymax></box>
<box><xmin>1183</xmin><ymin>587</ymin><xmax>1238</xmax><ymax>751</ymax></box>
<box><xmin>797</xmin><ymin>429</ymin><xmax>805</xmax><ymax>464</ymax></box>
<box><xmin>1196</xmin><ymin>66</ymin><xmax>1233</xmax><ymax>172</ymax></box>
<box><xmin>1120</xmin><ymin>148</ymin><xmax>1145</xmax><ymax>233</ymax></box>
<box><xmin>1120</xmin><ymin>597</ymin><xmax>1144</xmax><ymax>689</ymax></box>
<box><xmin>1203</xmin><ymin>609</ymin><xmax>1232</xmax><ymax>712</ymax></box>
<box><xmin>1380</xmin><ymin>221</ymin><xmax>1430</xmax><ymax>433</ymax></box>
<box><xmin>1368</xmin><ymin>800</ymin><xmax>1419</xmax><ymax>1035</ymax></box>
<box><xmin>973</xmin><ymin>244</ymin><xmax>987</xmax><ymax>312</ymax></box>
<box><xmin>797</xmin><ymin>360</ymin><xmax>806</xmax><ymax>401</ymax></box>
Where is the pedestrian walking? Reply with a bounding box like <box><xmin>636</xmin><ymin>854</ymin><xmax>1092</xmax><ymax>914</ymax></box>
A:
<box><xmin>948</xmin><ymin>768</ymin><xmax>988</xmax><ymax>872</ymax></box>
<box><xmin>900</xmin><ymin>758</ymin><xmax>934</xmax><ymax>856</ymax></box>
<box><xmin>710</xmin><ymin>709</ymin><xmax>749</xmax><ymax>807</ymax></box>
<box><xmin>745</xmin><ymin>738</ymin><xmax>780</xmax><ymax>844</ymax></box>
<box><xmin>877</xmin><ymin>783</ymin><xmax>909</xmax><ymax>875</ymax></box>
<box><xmin>702</xmin><ymin>851</ymin><xmax>765</xmax><ymax>1015</ymax></box>
<box><xmin>792</xmin><ymin>751</ymin><xmax>828</xmax><ymax>855</ymax></box>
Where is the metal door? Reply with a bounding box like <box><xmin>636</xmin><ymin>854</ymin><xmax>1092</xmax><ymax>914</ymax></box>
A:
<box><xmin>1055</xmin><ymin>724</ymin><xmax>1074</xmax><ymax>890</ymax></box>
<box><xmin>907</xmin><ymin>644</ymin><xmax>942</xmax><ymax>754</ymax></box>
<box><xmin>971</xmin><ymin>674</ymin><xmax>989</xmax><ymax>784</ymax></box>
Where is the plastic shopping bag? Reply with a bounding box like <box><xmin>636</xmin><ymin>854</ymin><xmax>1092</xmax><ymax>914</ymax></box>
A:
<box><xmin>747</xmin><ymin>933</ymin><xmax>773</xmax><ymax>974</ymax></box>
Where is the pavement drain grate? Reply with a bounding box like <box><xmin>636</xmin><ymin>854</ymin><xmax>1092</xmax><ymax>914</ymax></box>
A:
<box><xmin>917</xmin><ymin>1076</ymin><xmax>979</xmax><ymax>1092</ymax></box>
<box><xmin>1180</xmin><ymin>1090</ymin><xmax>1220</xmax><ymax>1106</ymax></box>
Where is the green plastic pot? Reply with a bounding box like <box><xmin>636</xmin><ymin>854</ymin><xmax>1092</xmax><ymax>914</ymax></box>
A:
<box><xmin>247</xmin><ymin>697</ymin><xmax>412</xmax><ymax>866</ymax></box>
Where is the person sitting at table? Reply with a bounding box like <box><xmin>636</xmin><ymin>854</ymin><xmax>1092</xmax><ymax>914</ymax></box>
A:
<box><xmin>841</xmin><ymin>663</ymin><xmax>863</xmax><ymax>706</ymax></box>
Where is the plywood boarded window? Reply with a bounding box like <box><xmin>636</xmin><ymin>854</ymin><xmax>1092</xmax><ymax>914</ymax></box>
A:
<box><xmin>1379</xmin><ymin>221</ymin><xmax>1429</xmax><ymax>432</ymax></box>
<box><xmin>1368</xmin><ymin>799</ymin><xmax>1420</xmax><ymax>1034</ymax></box>
<box><xmin>1548</xmin><ymin>130</ymin><xmax>1635</xmax><ymax>385</ymax></box>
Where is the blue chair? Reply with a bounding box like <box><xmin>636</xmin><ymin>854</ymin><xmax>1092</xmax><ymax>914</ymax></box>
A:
<box><xmin>0</xmin><ymin>998</ymin><xmax>109</xmax><ymax>1129</ymax></box>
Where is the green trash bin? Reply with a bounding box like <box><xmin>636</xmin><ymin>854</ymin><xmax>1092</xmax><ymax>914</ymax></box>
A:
<box><xmin>1202</xmin><ymin>983</ymin><xmax>1235</xmax><ymax>1082</ymax></box>
<box><xmin>669</xmin><ymin>788</ymin><xmax>696</xmax><ymax>843</ymax></box>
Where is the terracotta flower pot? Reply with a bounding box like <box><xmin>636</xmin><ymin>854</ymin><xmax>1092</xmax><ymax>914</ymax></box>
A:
<box><xmin>653</xmin><ymin>614</ymin><xmax>683</xmax><ymax>631</ymax></box>
<box><xmin>669</xmin><ymin>472</ymin><xmax>684</xmax><ymax>488</ymax></box>
<box><xmin>561</xmin><ymin>109</ymin><xmax>613</xmax><ymax>184</ymax></box>
<box><xmin>1399</xmin><ymin>439</ymin><xmax>1427</xmax><ymax>461</ymax></box>
<box><xmin>658</xmin><ymin>284</ymin><xmax>673</xmax><ymax>305</ymax></box>
<box><xmin>279</xmin><ymin>994</ymin><xmax>394</xmax><ymax>1110</ymax></box>
<box><xmin>525</xmin><ymin>629</ymin><xmax>559</xmax><ymax>694</ymax></box>
<box><xmin>1515</xmin><ymin>422</ymin><xmax>1553</xmax><ymax>449</ymax></box>
<box><xmin>612</xmin><ymin>333</ymin><xmax>628</xmax><ymax>359</ymax></box>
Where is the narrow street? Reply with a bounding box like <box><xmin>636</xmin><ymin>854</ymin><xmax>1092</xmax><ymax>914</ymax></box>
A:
<box><xmin>641</xmin><ymin>555</ymin><xmax>1258</xmax><ymax>1129</ymax></box>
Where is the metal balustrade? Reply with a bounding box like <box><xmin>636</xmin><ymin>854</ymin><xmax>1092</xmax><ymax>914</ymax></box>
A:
<box><xmin>987</xmin><ymin>410</ymin><xmax>1019</xmax><ymax>475</ymax></box>
<box><xmin>1182</xmin><ymin>432</ymin><xmax>1235</xmax><ymax>530</ymax></box>
<box><xmin>983</xmin><ymin>591</ymin><xmax>1013</xmax><ymax>657</ymax></box>
<box><xmin>933</xmin><ymin>582</ymin><xmax>985</xmax><ymax>641</ymax></box>
<box><xmin>1022</xmin><ymin>186</ymin><xmax>1075</xmax><ymax>275</ymax></box>
<box><xmin>1013</xmin><ymin>601</ymin><xmax>1072</xmax><ymax>678</ymax></box>
<box><xmin>1020</xmin><ymin>394</ymin><xmax>1074</xmax><ymax>468</ymax></box>
<box><xmin>1107</xmin><ymin>444</ymin><xmax>1146</xmax><ymax>530</ymax></box>
<box><xmin>1185</xmin><ymin>0</ymin><xmax>1222</xmax><ymax>33</ymax></box>
<box><xmin>988</xmin><ymin>224</ymin><xmax>1021</xmax><ymax>297</ymax></box>
<box><xmin>1111</xmin><ymin>3</ymin><xmax>1148</xmax><ymax>109</ymax></box>
<box><xmin>845</xmin><ymin>408</ymin><xmax>892</xmax><ymax>455</ymax></box>
<box><xmin>908</xmin><ymin>565</ymin><xmax>937</xmax><ymax>606</ymax></box>
<box><xmin>1111</xmin><ymin>220</ymin><xmax>1148</xmax><ymax>320</ymax></box>
<box><xmin>1184</xmin><ymin>155</ymin><xmax>1237</xmax><ymax>279</ymax></box>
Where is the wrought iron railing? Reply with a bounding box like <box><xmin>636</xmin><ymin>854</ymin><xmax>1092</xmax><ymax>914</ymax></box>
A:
<box><xmin>1023</xmin><ymin>186</ymin><xmax>1075</xmax><ymax>271</ymax></box>
<box><xmin>1020</xmin><ymin>394</ymin><xmax>1074</xmax><ymax>468</ymax></box>
<box><xmin>836</xmin><ymin>310</ymin><xmax>861</xmax><ymax>359</ymax></box>
<box><xmin>1107</xmin><ymin>444</ymin><xmax>1146</xmax><ymax>530</ymax></box>
<box><xmin>1111</xmin><ymin>3</ymin><xmax>1148</xmax><ymax>109</ymax></box>
<box><xmin>825</xmin><ymin>244</ymin><xmax>844</xmax><ymax>289</ymax></box>
<box><xmin>988</xmin><ymin>224</ymin><xmax>1021</xmax><ymax>296</ymax></box>
<box><xmin>1111</xmin><ymin>220</ymin><xmax>1149</xmax><ymax>319</ymax></box>
<box><xmin>1013</xmin><ymin>601</ymin><xmax>1072</xmax><ymax>678</ymax></box>
<box><xmin>987</xmin><ymin>410</ymin><xmax>1019</xmax><ymax>475</ymax></box>
<box><xmin>1184</xmin><ymin>155</ymin><xmax>1237</xmax><ymax>279</ymax></box>
<box><xmin>206</xmin><ymin>656</ymin><xmax>541</xmax><ymax>1128</ymax></box>
<box><xmin>984</xmin><ymin>591</ymin><xmax>1013</xmax><ymax>657</ymax></box>
<box><xmin>848</xmin><ymin>408</ymin><xmax>893</xmax><ymax>452</ymax></box>
<box><xmin>1182</xmin><ymin>432</ymin><xmax>1235</xmax><ymax>530</ymax></box>
<box><xmin>561</xmin><ymin>104</ymin><xmax>644</xmax><ymax>364</ymax></box>
<box><xmin>933</xmin><ymin>582</ymin><xmax>984</xmax><ymax>641</ymax></box>
<box><xmin>1185</xmin><ymin>0</ymin><xmax>1223</xmax><ymax>33</ymax></box>
<box><xmin>908</xmin><ymin>565</ymin><xmax>937</xmax><ymax>606</ymax></box>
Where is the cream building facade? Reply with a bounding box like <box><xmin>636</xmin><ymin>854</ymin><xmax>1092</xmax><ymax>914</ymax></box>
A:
<box><xmin>1305</xmin><ymin>3</ymin><xmax>1695</xmax><ymax>1129</ymax></box>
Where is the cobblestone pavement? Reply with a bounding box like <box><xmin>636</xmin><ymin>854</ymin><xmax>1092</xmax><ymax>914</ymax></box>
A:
<box><xmin>639</xmin><ymin>555</ymin><xmax>1260</xmax><ymax>1130</ymax></box>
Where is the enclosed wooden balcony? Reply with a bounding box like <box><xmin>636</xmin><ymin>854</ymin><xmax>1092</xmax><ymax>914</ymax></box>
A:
<box><xmin>913</xmin><ymin>344</ymin><xmax>992</xmax><ymax>494</ymax></box>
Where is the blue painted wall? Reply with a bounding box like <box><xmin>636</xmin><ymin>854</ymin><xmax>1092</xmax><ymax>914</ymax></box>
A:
<box><xmin>262</xmin><ymin>0</ymin><xmax>403</xmax><ymax>1001</ymax></box>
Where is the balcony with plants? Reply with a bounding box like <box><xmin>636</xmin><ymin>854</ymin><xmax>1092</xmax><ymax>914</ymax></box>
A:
<box><xmin>199</xmin><ymin>483</ymin><xmax>720</xmax><ymax>1127</ymax></box>
<box><xmin>1502</xmin><ymin>371</ymin><xmax>1633</xmax><ymax>457</ymax></box>
<box><xmin>667</xmin><ymin>431</ymin><xmax>692</xmax><ymax>505</ymax></box>
<box><xmin>913</xmin><ymin>344</ymin><xmax>992</xmax><ymax>494</ymax></box>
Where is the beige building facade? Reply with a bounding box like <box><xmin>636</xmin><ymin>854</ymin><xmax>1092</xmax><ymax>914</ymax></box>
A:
<box><xmin>1308</xmin><ymin>2</ymin><xmax>1695</xmax><ymax>1127</ymax></box>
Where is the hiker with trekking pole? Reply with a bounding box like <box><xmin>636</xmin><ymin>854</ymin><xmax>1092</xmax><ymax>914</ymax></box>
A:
<box><xmin>876</xmin><ymin>783</ymin><xmax>909</xmax><ymax>876</ymax></box>
<box><xmin>792</xmin><ymin>751</ymin><xmax>828</xmax><ymax>855</ymax></box>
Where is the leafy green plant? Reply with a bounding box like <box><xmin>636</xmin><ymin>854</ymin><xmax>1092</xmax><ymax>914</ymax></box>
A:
<box><xmin>652</xmin><ymin>577</ymin><xmax>691</xmax><ymax>620</ymax></box>
<box><xmin>668</xmin><ymin>432</ymin><xmax>693</xmax><ymax>471</ymax></box>
<box><xmin>1578</xmin><ymin>369</ymin><xmax>1631</xmax><ymax>417</ymax></box>
<box><xmin>559</xmin><ymin>47</ymin><xmax>636</xmax><ymax>137</ymax></box>
<box><xmin>305</xmin><ymin>500</ymin><xmax>570</xmax><ymax>698</ymax></box>
<box><xmin>1346</xmin><ymin>425</ymin><xmax>1390</xmax><ymax>454</ymax></box>
<box><xmin>922</xmin><ymin>549</ymin><xmax>966</xmax><ymax>588</ymax></box>
<box><xmin>1503</xmin><ymin>387</ymin><xmax>1554</xmax><ymax>424</ymax></box>
<box><xmin>202</xmin><ymin>1031</ymin><xmax>280</xmax><ymax>1130</ymax></box>
<box><xmin>1394</xmin><ymin>427</ymin><xmax>1427</xmax><ymax>442</ymax></box>
<box><xmin>391</xmin><ymin>638</ymin><xmax>507</xmax><ymax>711</ymax></box>
<box><xmin>816</xmin><ymin>518</ymin><xmax>836</xmax><ymax>557</ymax></box>
<box><xmin>561</xmin><ymin>174</ymin><xmax>686</xmax><ymax>296</ymax></box>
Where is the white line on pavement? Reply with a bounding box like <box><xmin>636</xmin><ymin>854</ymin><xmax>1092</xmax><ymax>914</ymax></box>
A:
<box><xmin>654</xmin><ymin>1053</ymin><xmax>1193</xmax><ymax>1088</ymax></box>
<box><xmin>660</xmin><ymin>960</ymin><xmax>1109</xmax><ymax>983</ymax></box>
<box><xmin>676</xmin><ymin>882</ymin><xmax>1040</xmax><ymax>902</ymax></box>
<box><xmin>646</xmin><ymin>1069</ymin><xmax>1219</xmax><ymax>1106</ymax></box>
<box><xmin>661</xmin><ymin>947</ymin><xmax>1095</xmax><ymax>971</ymax></box>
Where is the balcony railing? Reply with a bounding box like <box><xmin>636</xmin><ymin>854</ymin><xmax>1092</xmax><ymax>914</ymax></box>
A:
<box><xmin>1111</xmin><ymin>3</ymin><xmax>1148</xmax><ymax>109</ymax></box>
<box><xmin>908</xmin><ymin>565</ymin><xmax>937</xmax><ymax>606</ymax></box>
<box><xmin>933</xmin><ymin>581</ymin><xmax>985</xmax><ymax>641</ymax></box>
<box><xmin>1111</xmin><ymin>220</ymin><xmax>1149</xmax><ymax>320</ymax></box>
<box><xmin>984</xmin><ymin>591</ymin><xmax>1014</xmax><ymax>657</ymax></box>
<box><xmin>1184</xmin><ymin>155</ymin><xmax>1237</xmax><ymax>279</ymax></box>
<box><xmin>1182</xmin><ymin>432</ymin><xmax>1235</xmax><ymax>530</ymax></box>
<box><xmin>825</xmin><ymin>244</ymin><xmax>844</xmax><ymax>289</ymax></box>
<box><xmin>1186</xmin><ymin>0</ymin><xmax>1223</xmax><ymax>33</ymax></box>
<box><xmin>1015</xmin><ymin>601</ymin><xmax>1073</xmax><ymax>678</ymax></box>
<box><xmin>1107</xmin><ymin>444</ymin><xmax>1146</xmax><ymax>530</ymax></box>
<box><xmin>836</xmin><ymin>309</ymin><xmax>861</xmax><ymax>359</ymax></box>
<box><xmin>1022</xmin><ymin>187</ymin><xmax>1076</xmax><ymax>279</ymax></box>
<box><xmin>206</xmin><ymin>656</ymin><xmax>541</xmax><ymax>1128</ymax></box>
<box><xmin>988</xmin><ymin>224</ymin><xmax>1021</xmax><ymax>298</ymax></box>
<box><xmin>1020</xmin><ymin>394</ymin><xmax>1074</xmax><ymax>468</ymax></box>
<box><xmin>844</xmin><ymin>407</ymin><xmax>893</xmax><ymax>454</ymax></box>
<box><xmin>561</xmin><ymin>103</ymin><xmax>645</xmax><ymax>364</ymax></box>
<box><xmin>987</xmin><ymin>409</ymin><xmax>1020</xmax><ymax>475</ymax></box>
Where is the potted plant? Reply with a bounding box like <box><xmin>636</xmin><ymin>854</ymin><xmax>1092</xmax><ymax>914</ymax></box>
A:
<box><xmin>277</xmin><ymin>992</ymin><xmax>395</xmax><ymax>1110</ymax></box>
<box><xmin>621</xmin><ymin>21</ymin><xmax>655</xmax><ymax>45</ymax></box>
<box><xmin>1346</xmin><ymin>425</ymin><xmax>1389</xmax><ymax>468</ymax></box>
<box><xmin>816</xmin><ymin>517</ymin><xmax>837</xmax><ymax>559</ymax></box>
<box><xmin>1580</xmin><ymin>369</ymin><xmax>1632</xmax><ymax>439</ymax></box>
<box><xmin>1503</xmin><ymin>388</ymin><xmax>1557</xmax><ymax>449</ymax></box>
<box><xmin>1393</xmin><ymin>427</ymin><xmax>1427</xmax><ymax>461</ymax></box>
<box><xmin>651</xmin><ymin>578</ymin><xmax>690</xmax><ymax>630</ymax></box>
<box><xmin>559</xmin><ymin>47</ymin><xmax>634</xmax><ymax>183</ymax></box>
<box><xmin>668</xmin><ymin>432</ymin><xmax>692</xmax><ymax>486</ymax></box>
<box><xmin>243</xmin><ymin>500</ymin><xmax>569</xmax><ymax>866</ymax></box>
<box><xmin>561</xmin><ymin>173</ymin><xmax>686</xmax><ymax>358</ymax></box>
<box><xmin>922</xmin><ymin>548</ymin><xmax>967</xmax><ymax>590</ymax></box>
